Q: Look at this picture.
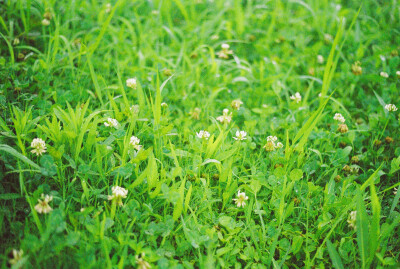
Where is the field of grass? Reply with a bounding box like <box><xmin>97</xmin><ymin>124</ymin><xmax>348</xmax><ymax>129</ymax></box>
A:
<box><xmin>1</xmin><ymin>0</ymin><xmax>400</xmax><ymax>268</ymax></box>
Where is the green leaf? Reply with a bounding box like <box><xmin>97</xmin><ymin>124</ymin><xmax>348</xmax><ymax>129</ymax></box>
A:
<box><xmin>0</xmin><ymin>144</ymin><xmax>40</xmax><ymax>170</ymax></box>
<box><xmin>326</xmin><ymin>240</ymin><xmax>344</xmax><ymax>269</ymax></box>
<box><xmin>289</xmin><ymin>169</ymin><xmax>303</xmax><ymax>181</ymax></box>
<box><xmin>356</xmin><ymin>190</ymin><xmax>370</xmax><ymax>268</ymax></box>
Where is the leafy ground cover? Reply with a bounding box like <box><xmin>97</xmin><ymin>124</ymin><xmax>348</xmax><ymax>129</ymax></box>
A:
<box><xmin>1</xmin><ymin>0</ymin><xmax>400</xmax><ymax>268</ymax></box>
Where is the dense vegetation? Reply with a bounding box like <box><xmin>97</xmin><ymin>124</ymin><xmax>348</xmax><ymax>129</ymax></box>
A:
<box><xmin>1</xmin><ymin>0</ymin><xmax>400</xmax><ymax>268</ymax></box>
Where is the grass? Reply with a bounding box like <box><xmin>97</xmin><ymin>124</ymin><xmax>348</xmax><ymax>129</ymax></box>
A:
<box><xmin>1</xmin><ymin>0</ymin><xmax>400</xmax><ymax>268</ymax></box>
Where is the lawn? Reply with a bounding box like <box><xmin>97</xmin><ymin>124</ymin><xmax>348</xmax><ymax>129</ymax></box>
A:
<box><xmin>1</xmin><ymin>0</ymin><xmax>400</xmax><ymax>268</ymax></box>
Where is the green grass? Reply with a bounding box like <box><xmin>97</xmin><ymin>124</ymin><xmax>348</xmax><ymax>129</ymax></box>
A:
<box><xmin>1</xmin><ymin>0</ymin><xmax>400</xmax><ymax>268</ymax></box>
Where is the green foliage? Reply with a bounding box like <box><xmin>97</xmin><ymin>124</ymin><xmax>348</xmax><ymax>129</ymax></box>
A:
<box><xmin>1</xmin><ymin>0</ymin><xmax>400</xmax><ymax>268</ymax></box>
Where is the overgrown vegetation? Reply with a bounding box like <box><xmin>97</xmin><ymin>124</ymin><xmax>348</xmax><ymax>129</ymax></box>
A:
<box><xmin>1</xmin><ymin>0</ymin><xmax>400</xmax><ymax>268</ymax></box>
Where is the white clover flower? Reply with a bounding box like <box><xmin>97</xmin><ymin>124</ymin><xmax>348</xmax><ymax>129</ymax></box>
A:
<box><xmin>130</xmin><ymin>105</ymin><xmax>140</xmax><ymax>114</ymax></box>
<box><xmin>136</xmin><ymin>253</ymin><xmax>151</xmax><ymax>269</ymax></box>
<box><xmin>347</xmin><ymin>210</ymin><xmax>357</xmax><ymax>230</ymax></box>
<box><xmin>108</xmin><ymin>186</ymin><xmax>128</xmax><ymax>206</ymax></box>
<box><xmin>333</xmin><ymin>113</ymin><xmax>346</xmax><ymax>123</ymax></box>
<box><xmin>216</xmin><ymin>108</ymin><xmax>232</xmax><ymax>124</ymax></box>
<box><xmin>130</xmin><ymin>136</ymin><xmax>142</xmax><ymax>151</ymax></box>
<box><xmin>211</xmin><ymin>34</ymin><xmax>219</xmax><ymax>40</ymax></box>
<box><xmin>34</xmin><ymin>194</ymin><xmax>53</xmax><ymax>214</ymax></box>
<box><xmin>126</xmin><ymin>78</ymin><xmax>137</xmax><ymax>89</ymax></box>
<box><xmin>104</xmin><ymin>117</ymin><xmax>118</xmax><ymax>128</ymax></box>
<box><xmin>385</xmin><ymin>104</ymin><xmax>398</xmax><ymax>112</ymax></box>
<box><xmin>231</xmin><ymin>99</ymin><xmax>243</xmax><ymax>110</ymax></box>
<box><xmin>9</xmin><ymin>249</ymin><xmax>24</xmax><ymax>265</ymax></box>
<box><xmin>379</xmin><ymin>55</ymin><xmax>386</xmax><ymax>62</ymax></box>
<box><xmin>217</xmin><ymin>44</ymin><xmax>233</xmax><ymax>59</ymax></box>
<box><xmin>267</xmin><ymin>136</ymin><xmax>278</xmax><ymax>142</ymax></box>
<box><xmin>233</xmin><ymin>130</ymin><xmax>247</xmax><ymax>141</ymax></box>
<box><xmin>396</xmin><ymin>71</ymin><xmax>400</xmax><ymax>78</ymax></box>
<box><xmin>317</xmin><ymin>55</ymin><xmax>324</xmax><ymax>64</ymax></box>
<box><xmin>290</xmin><ymin>92</ymin><xmax>302</xmax><ymax>103</ymax></box>
<box><xmin>41</xmin><ymin>19</ymin><xmax>50</xmax><ymax>26</ymax></box>
<box><xmin>380</xmin><ymin>72</ymin><xmax>389</xmax><ymax>78</ymax></box>
<box><xmin>233</xmin><ymin>190</ymin><xmax>249</xmax><ymax>207</ymax></box>
<box><xmin>161</xmin><ymin>102</ymin><xmax>168</xmax><ymax>108</ymax></box>
<box><xmin>276</xmin><ymin>142</ymin><xmax>284</xmax><ymax>149</ymax></box>
<box><xmin>264</xmin><ymin>136</ymin><xmax>283</xmax><ymax>151</ymax></box>
<box><xmin>196</xmin><ymin>130</ymin><xmax>210</xmax><ymax>140</ymax></box>
<box><xmin>105</xmin><ymin>3</ymin><xmax>112</xmax><ymax>13</ymax></box>
<box><xmin>31</xmin><ymin>138</ymin><xmax>46</xmax><ymax>156</ymax></box>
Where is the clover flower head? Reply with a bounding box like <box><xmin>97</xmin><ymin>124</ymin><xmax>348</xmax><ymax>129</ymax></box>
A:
<box><xmin>196</xmin><ymin>130</ymin><xmax>210</xmax><ymax>140</ymax></box>
<box><xmin>231</xmin><ymin>99</ymin><xmax>243</xmax><ymax>110</ymax></box>
<box><xmin>217</xmin><ymin>44</ymin><xmax>233</xmax><ymax>59</ymax></box>
<box><xmin>347</xmin><ymin>211</ymin><xmax>357</xmax><ymax>230</ymax></box>
<box><xmin>380</xmin><ymin>71</ymin><xmax>389</xmax><ymax>78</ymax></box>
<box><xmin>161</xmin><ymin>102</ymin><xmax>168</xmax><ymax>108</ymax></box>
<box><xmin>337</xmin><ymin>124</ymin><xmax>349</xmax><ymax>134</ymax></box>
<box><xmin>136</xmin><ymin>253</ymin><xmax>151</xmax><ymax>269</ymax></box>
<box><xmin>104</xmin><ymin>117</ymin><xmax>118</xmax><ymax>128</ymax></box>
<box><xmin>130</xmin><ymin>136</ymin><xmax>142</xmax><ymax>150</ymax></box>
<box><xmin>42</xmin><ymin>19</ymin><xmax>50</xmax><ymax>26</ymax></box>
<box><xmin>396</xmin><ymin>71</ymin><xmax>400</xmax><ymax>78</ymax></box>
<box><xmin>333</xmin><ymin>113</ymin><xmax>346</xmax><ymax>123</ymax></box>
<box><xmin>267</xmin><ymin>136</ymin><xmax>278</xmax><ymax>142</ymax></box>
<box><xmin>276</xmin><ymin>142</ymin><xmax>284</xmax><ymax>149</ymax></box>
<box><xmin>216</xmin><ymin>109</ymin><xmax>232</xmax><ymax>124</ymax></box>
<box><xmin>108</xmin><ymin>186</ymin><xmax>128</xmax><ymax>206</ymax></box>
<box><xmin>9</xmin><ymin>249</ymin><xmax>24</xmax><ymax>265</ymax></box>
<box><xmin>351</xmin><ymin>61</ymin><xmax>362</xmax><ymax>75</ymax></box>
<box><xmin>105</xmin><ymin>3</ymin><xmax>112</xmax><ymax>13</ymax></box>
<box><xmin>126</xmin><ymin>78</ymin><xmax>137</xmax><ymax>89</ymax></box>
<box><xmin>130</xmin><ymin>105</ymin><xmax>140</xmax><ymax>114</ymax></box>
<box><xmin>290</xmin><ymin>92</ymin><xmax>302</xmax><ymax>103</ymax></box>
<box><xmin>385</xmin><ymin>104</ymin><xmax>398</xmax><ymax>112</ymax></box>
<box><xmin>264</xmin><ymin>136</ymin><xmax>283</xmax><ymax>151</ymax></box>
<box><xmin>31</xmin><ymin>138</ymin><xmax>46</xmax><ymax>156</ymax></box>
<box><xmin>317</xmin><ymin>55</ymin><xmax>324</xmax><ymax>64</ymax></box>
<box><xmin>234</xmin><ymin>130</ymin><xmax>247</xmax><ymax>141</ymax></box>
<box><xmin>34</xmin><ymin>194</ymin><xmax>53</xmax><ymax>214</ymax></box>
<box><xmin>233</xmin><ymin>190</ymin><xmax>249</xmax><ymax>207</ymax></box>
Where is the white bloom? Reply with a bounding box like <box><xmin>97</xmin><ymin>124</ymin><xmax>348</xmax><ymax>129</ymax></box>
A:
<box><xmin>211</xmin><ymin>34</ymin><xmax>219</xmax><ymax>40</ymax></box>
<box><xmin>276</xmin><ymin>142</ymin><xmax>284</xmax><ymax>149</ymax></box>
<box><xmin>9</xmin><ymin>249</ymin><xmax>24</xmax><ymax>265</ymax></box>
<box><xmin>221</xmin><ymin>43</ymin><xmax>230</xmax><ymax>50</ymax></box>
<box><xmin>105</xmin><ymin>3</ymin><xmax>112</xmax><ymax>13</ymax></box>
<box><xmin>267</xmin><ymin>136</ymin><xmax>277</xmax><ymax>142</ymax></box>
<box><xmin>394</xmin><ymin>187</ymin><xmax>397</xmax><ymax>195</ymax></box>
<box><xmin>216</xmin><ymin>108</ymin><xmax>232</xmax><ymax>124</ymax></box>
<box><xmin>130</xmin><ymin>105</ymin><xmax>140</xmax><ymax>114</ymax></box>
<box><xmin>385</xmin><ymin>104</ymin><xmax>398</xmax><ymax>112</ymax></box>
<box><xmin>379</xmin><ymin>55</ymin><xmax>386</xmax><ymax>62</ymax></box>
<box><xmin>161</xmin><ymin>102</ymin><xmax>168</xmax><ymax>108</ymax></box>
<box><xmin>126</xmin><ymin>78</ymin><xmax>137</xmax><ymax>89</ymax></box>
<box><xmin>233</xmin><ymin>130</ymin><xmax>247</xmax><ymax>141</ymax></box>
<box><xmin>41</xmin><ymin>19</ymin><xmax>50</xmax><ymax>26</ymax></box>
<box><xmin>396</xmin><ymin>71</ymin><xmax>400</xmax><ymax>77</ymax></box>
<box><xmin>104</xmin><ymin>117</ymin><xmax>118</xmax><ymax>128</ymax></box>
<box><xmin>108</xmin><ymin>186</ymin><xmax>128</xmax><ymax>206</ymax></box>
<box><xmin>347</xmin><ymin>211</ymin><xmax>357</xmax><ymax>230</ymax></box>
<box><xmin>380</xmin><ymin>71</ymin><xmax>389</xmax><ymax>78</ymax></box>
<box><xmin>34</xmin><ymin>194</ymin><xmax>53</xmax><ymax>214</ymax></box>
<box><xmin>333</xmin><ymin>113</ymin><xmax>346</xmax><ymax>123</ymax></box>
<box><xmin>264</xmin><ymin>136</ymin><xmax>283</xmax><ymax>151</ymax></box>
<box><xmin>31</xmin><ymin>138</ymin><xmax>46</xmax><ymax>156</ymax></box>
<box><xmin>231</xmin><ymin>99</ymin><xmax>243</xmax><ymax>110</ymax></box>
<box><xmin>196</xmin><ymin>130</ymin><xmax>210</xmax><ymax>140</ymax></box>
<box><xmin>130</xmin><ymin>136</ymin><xmax>142</xmax><ymax>150</ymax></box>
<box><xmin>233</xmin><ymin>190</ymin><xmax>249</xmax><ymax>207</ymax></box>
<box><xmin>290</xmin><ymin>92</ymin><xmax>302</xmax><ymax>103</ymax></box>
<box><xmin>317</xmin><ymin>55</ymin><xmax>324</xmax><ymax>64</ymax></box>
